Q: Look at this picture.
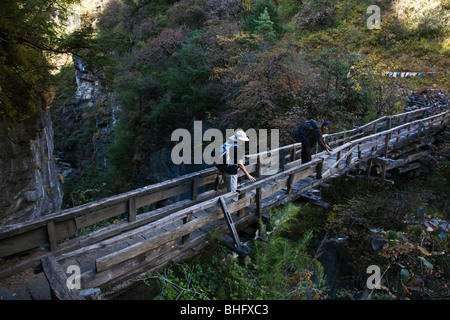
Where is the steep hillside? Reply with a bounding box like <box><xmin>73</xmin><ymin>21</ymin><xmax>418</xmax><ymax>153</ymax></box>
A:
<box><xmin>0</xmin><ymin>0</ymin><xmax>96</xmax><ymax>224</ymax></box>
<box><xmin>50</xmin><ymin>0</ymin><xmax>449</xmax><ymax>206</ymax></box>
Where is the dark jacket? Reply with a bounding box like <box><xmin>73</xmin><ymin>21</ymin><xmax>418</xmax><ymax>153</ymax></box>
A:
<box><xmin>216</xmin><ymin>139</ymin><xmax>244</xmax><ymax>175</ymax></box>
<box><xmin>305</xmin><ymin>128</ymin><xmax>327</xmax><ymax>150</ymax></box>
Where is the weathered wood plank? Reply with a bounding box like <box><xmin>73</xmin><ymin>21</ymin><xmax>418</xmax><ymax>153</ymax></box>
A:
<box><xmin>0</xmin><ymin>227</ymin><xmax>47</xmax><ymax>257</ymax></box>
<box><xmin>22</xmin><ymin>109</ymin><xmax>450</xmax><ymax>292</ymax></box>
<box><xmin>75</xmin><ymin>202</ymin><xmax>128</xmax><ymax>230</ymax></box>
<box><xmin>54</xmin><ymin>219</ymin><xmax>77</xmax><ymax>242</ymax></box>
<box><xmin>135</xmin><ymin>183</ymin><xmax>191</xmax><ymax>209</ymax></box>
<box><xmin>41</xmin><ymin>254</ymin><xmax>84</xmax><ymax>300</ymax></box>
<box><xmin>322</xmin><ymin>146</ymin><xmax>357</xmax><ymax>178</ymax></box>
<box><xmin>292</xmin><ymin>165</ymin><xmax>318</xmax><ymax>185</ymax></box>
<box><xmin>95</xmin><ymin>194</ymin><xmax>252</xmax><ymax>272</ymax></box>
<box><xmin>0</xmin><ymin>190</ymin><xmax>222</xmax><ymax>277</ymax></box>
<box><xmin>0</xmin><ymin>167</ymin><xmax>219</xmax><ymax>237</ymax></box>
<box><xmin>128</xmin><ymin>196</ymin><xmax>136</xmax><ymax>222</ymax></box>
<box><xmin>81</xmin><ymin>239</ymin><xmax>180</xmax><ymax>289</ymax></box>
<box><xmin>191</xmin><ymin>176</ymin><xmax>199</xmax><ymax>200</ymax></box>
<box><xmin>0</xmin><ymin>107</ymin><xmax>447</xmax><ymax>277</ymax></box>
<box><xmin>84</xmin><ymin>212</ymin><xmax>259</xmax><ymax>291</ymax></box>
<box><xmin>218</xmin><ymin>197</ymin><xmax>250</xmax><ymax>256</ymax></box>
<box><xmin>47</xmin><ymin>221</ymin><xmax>57</xmax><ymax>252</ymax></box>
<box><xmin>95</xmin><ymin>213</ymin><xmax>220</xmax><ymax>272</ymax></box>
<box><xmin>261</xmin><ymin>177</ymin><xmax>289</xmax><ymax>199</ymax></box>
<box><xmin>256</xmin><ymin>188</ymin><xmax>262</xmax><ymax>220</ymax></box>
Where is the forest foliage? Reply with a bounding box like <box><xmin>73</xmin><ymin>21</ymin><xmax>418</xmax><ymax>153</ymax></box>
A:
<box><xmin>5</xmin><ymin>0</ymin><xmax>444</xmax><ymax>204</ymax></box>
<box><xmin>0</xmin><ymin>0</ymin><xmax>100</xmax><ymax>122</ymax></box>
<box><xmin>45</xmin><ymin>0</ymin><xmax>450</xmax><ymax>204</ymax></box>
<box><xmin>48</xmin><ymin>0</ymin><xmax>449</xmax><ymax>199</ymax></box>
<box><xmin>2</xmin><ymin>0</ymin><xmax>448</xmax><ymax>300</ymax></box>
<box><xmin>145</xmin><ymin>204</ymin><xmax>328</xmax><ymax>300</ymax></box>
<box><xmin>69</xmin><ymin>0</ymin><xmax>449</xmax><ymax>190</ymax></box>
<box><xmin>5</xmin><ymin>0</ymin><xmax>443</xmax><ymax>200</ymax></box>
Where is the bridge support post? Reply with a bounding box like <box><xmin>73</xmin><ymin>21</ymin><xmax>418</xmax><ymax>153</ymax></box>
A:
<box><xmin>386</xmin><ymin>116</ymin><xmax>392</xmax><ymax>130</ymax></box>
<box><xmin>181</xmin><ymin>212</ymin><xmax>193</xmax><ymax>243</ymax></box>
<box><xmin>316</xmin><ymin>158</ymin><xmax>324</xmax><ymax>180</ymax></box>
<box><xmin>46</xmin><ymin>221</ymin><xmax>57</xmax><ymax>252</ymax></box>
<box><xmin>218</xmin><ymin>197</ymin><xmax>250</xmax><ymax>256</ymax></box>
<box><xmin>256</xmin><ymin>156</ymin><xmax>262</xmax><ymax>178</ymax></box>
<box><xmin>191</xmin><ymin>176</ymin><xmax>199</xmax><ymax>200</ymax></box>
<box><xmin>41</xmin><ymin>254</ymin><xmax>85</xmax><ymax>300</ymax></box>
<box><xmin>287</xmin><ymin>174</ymin><xmax>295</xmax><ymax>193</ymax></box>
<box><xmin>256</xmin><ymin>187</ymin><xmax>263</xmax><ymax>220</ymax></box>
<box><xmin>128</xmin><ymin>196</ymin><xmax>136</xmax><ymax>222</ymax></box>
<box><xmin>291</xmin><ymin>147</ymin><xmax>297</xmax><ymax>162</ymax></box>
<box><xmin>238</xmin><ymin>192</ymin><xmax>246</xmax><ymax>216</ymax></box>
<box><xmin>382</xmin><ymin>133</ymin><xmax>391</xmax><ymax>180</ymax></box>
<box><xmin>279</xmin><ymin>149</ymin><xmax>286</xmax><ymax>171</ymax></box>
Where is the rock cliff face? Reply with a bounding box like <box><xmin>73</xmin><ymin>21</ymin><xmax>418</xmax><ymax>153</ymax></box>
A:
<box><xmin>0</xmin><ymin>110</ymin><xmax>63</xmax><ymax>226</ymax></box>
<box><xmin>53</xmin><ymin>55</ymin><xmax>207</xmax><ymax>204</ymax></box>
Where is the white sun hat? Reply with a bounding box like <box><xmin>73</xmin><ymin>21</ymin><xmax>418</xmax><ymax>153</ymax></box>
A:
<box><xmin>232</xmin><ymin>129</ymin><xmax>249</xmax><ymax>142</ymax></box>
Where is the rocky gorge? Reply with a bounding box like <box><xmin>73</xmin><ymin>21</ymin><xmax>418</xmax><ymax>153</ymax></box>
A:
<box><xmin>51</xmin><ymin>53</ymin><xmax>208</xmax><ymax>210</ymax></box>
<box><xmin>0</xmin><ymin>108</ymin><xmax>63</xmax><ymax>226</ymax></box>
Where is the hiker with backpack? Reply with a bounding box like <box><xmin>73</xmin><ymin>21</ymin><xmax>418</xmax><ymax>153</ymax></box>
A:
<box><xmin>294</xmin><ymin>120</ymin><xmax>333</xmax><ymax>163</ymax></box>
<box><xmin>216</xmin><ymin>129</ymin><xmax>256</xmax><ymax>193</ymax></box>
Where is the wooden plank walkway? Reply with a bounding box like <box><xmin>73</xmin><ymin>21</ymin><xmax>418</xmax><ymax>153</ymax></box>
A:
<box><xmin>0</xmin><ymin>107</ymin><xmax>448</xmax><ymax>299</ymax></box>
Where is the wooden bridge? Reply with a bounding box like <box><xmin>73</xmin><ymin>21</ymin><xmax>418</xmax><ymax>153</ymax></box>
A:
<box><xmin>0</xmin><ymin>106</ymin><xmax>448</xmax><ymax>299</ymax></box>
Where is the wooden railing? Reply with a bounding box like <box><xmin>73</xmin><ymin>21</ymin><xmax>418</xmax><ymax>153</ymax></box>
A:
<box><xmin>0</xmin><ymin>106</ymin><xmax>447</xmax><ymax>263</ymax></box>
<box><xmin>91</xmin><ymin>109</ymin><xmax>449</xmax><ymax>282</ymax></box>
<box><xmin>0</xmin><ymin>167</ymin><xmax>218</xmax><ymax>257</ymax></box>
<box><xmin>323</xmin><ymin>107</ymin><xmax>433</xmax><ymax>148</ymax></box>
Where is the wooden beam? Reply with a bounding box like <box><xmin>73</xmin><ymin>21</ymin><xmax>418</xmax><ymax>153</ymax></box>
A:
<box><xmin>46</xmin><ymin>221</ymin><xmax>57</xmax><ymax>252</ymax></box>
<box><xmin>218</xmin><ymin>197</ymin><xmax>250</xmax><ymax>256</ymax></box>
<box><xmin>291</xmin><ymin>147</ymin><xmax>297</xmax><ymax>162</ymax></box>
<box><xmin>0</xmin><ymin>168</ymin><xmax>219</xmax><ymax>235</ymax></box>
<box><xmin>238</xmin><ymin>192</ymin><xmax>246</xmax><ymax>216</ymax></box>
<box><xmin>393</xmin><ymin>162</ymin><xmax>421</xmax><ymax>174</ymax></box>
<box><xmin>95</xmin><ymin>192</ymin><xmax>250</xmax><ymax>272</ymax></box>
<box><xmin>322</xmin><ymin>146</ymin><xmax>357</xmax><ymax>178</ymax></box>
<box><xmin>0</xmin><ymin>191</ymin><xmax>223</xmax><ymax>279</ymax></box>
<box><xmin>287</xmin><ymin>173</ymin><xmax>295</xmax><ymax>194</ymax></box>
<box><xmin>41</xmin><ymin>255</ymin><xmax>84</xmax><ymax>300</ymax></box>
<box><xmin>191</xmin><ymin>176</ymin><xmax>199</xmax><ymax>200</ymax></box>
<box><xmin>1</xmin><ymin>107</ymin><xmax>448</xmax><ymax>289</ymax></box>
<box><xmin>181</xmin><ymin>212</ymin><xmax>193</xmax><ymax>244</ymax></box>
<box><xmin>279</xmin><ymin>148</ymin><xmax>286</xmax><ymax>171</ymax></box>
<box><xmin>298</xmin><ymin>192</ymin><xmax>329</xmax><ymax>208</ymax></box>
<box><xmin>261</xmin><ymin>177</ymin><xmax>288</xmax><ymax>199</ymax></box>
<box><xmin>256</xmin><ymin>187</ymin><xmax>263</xmax><ymax>220</ymax></box>
<box><xmin>128</xmin><ymin>196</ymin><xmax>136</xmax><ymax>222</ymax></box>
<box><xmin>316</xmin><ymin>158</ymin><xmax>324</xmax><ymax>179</ymax></box>
<box><xmin>82</xmin><ymin>210</ymin><xmax>258</xmax><ymax>291</ymax></box>
<box><xmin>95</xmin><ymin>213</ymin><xmax>219</xmax><ymax>272</ymax></box>
<box><xmin>366</xmin><ymin>158</ymin><xmax>373</xmax><ymax>179</ymax></box>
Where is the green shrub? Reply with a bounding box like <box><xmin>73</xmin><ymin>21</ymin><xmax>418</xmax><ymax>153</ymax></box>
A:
<box><xmin>243</xmin><ymin>1</ymin><xmax>284</xmax><ymax>36</ymax></box>
<box><xmin>145</xmin><ymin>203</ymin><xmax>327</xmax><ymax>300</ymax></box>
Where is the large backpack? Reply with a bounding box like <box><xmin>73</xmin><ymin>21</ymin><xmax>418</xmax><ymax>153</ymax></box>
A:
<box><xmin>294</xmin><ymin>120</ymin><xmax>318</xmax><ymax>142</ymax></box>
<box><xmin>216</xmin><ymin>141</ymin><xmax>239</xmax><ymax>175</ymax></box>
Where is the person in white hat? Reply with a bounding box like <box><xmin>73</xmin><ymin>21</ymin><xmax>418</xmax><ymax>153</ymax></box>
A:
<box><xmin>216</xmin><ymin>129</ymin><xmax>256</xmax><ymax>193</ymax></box>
